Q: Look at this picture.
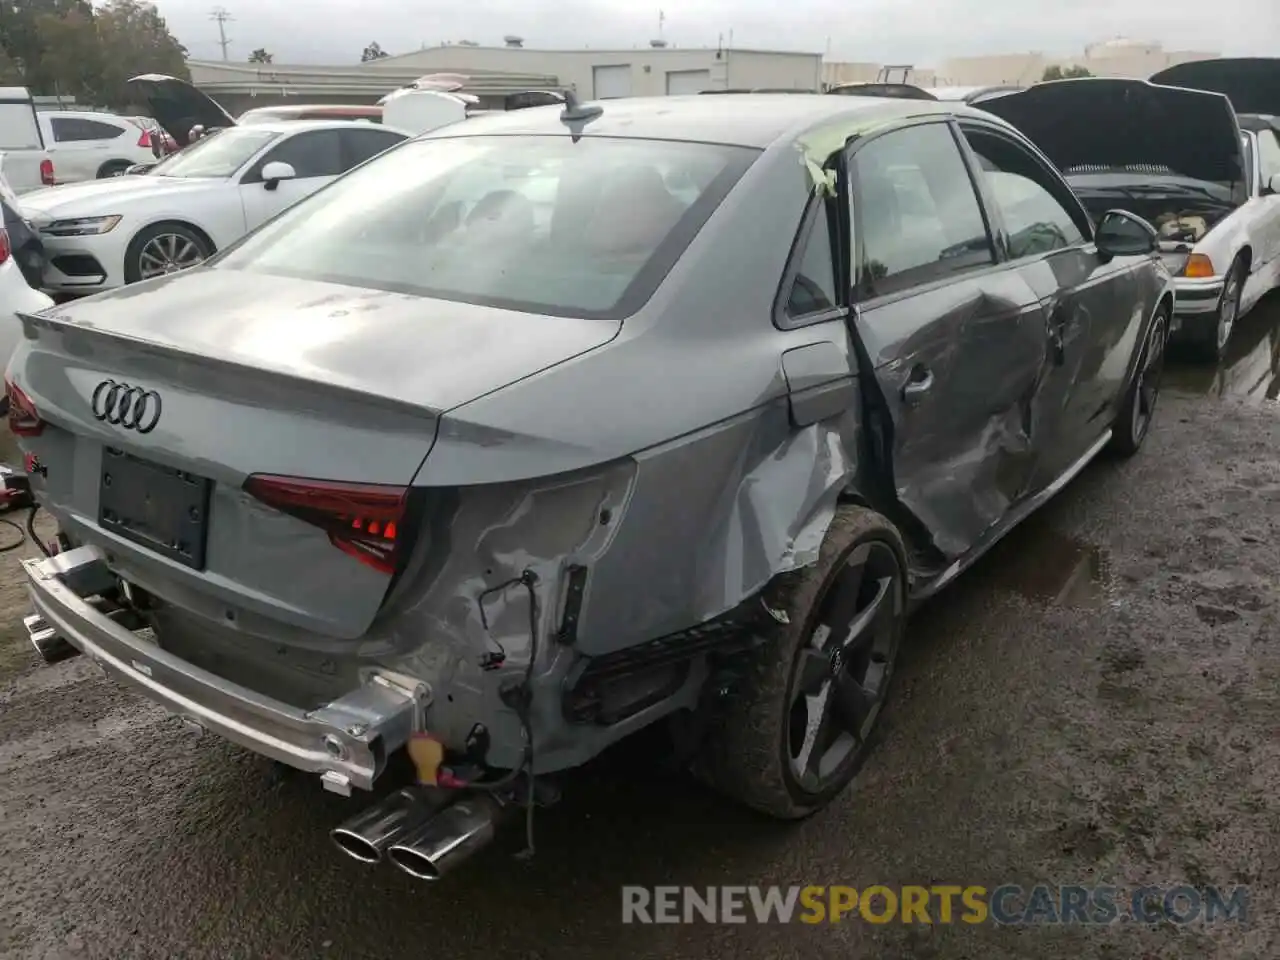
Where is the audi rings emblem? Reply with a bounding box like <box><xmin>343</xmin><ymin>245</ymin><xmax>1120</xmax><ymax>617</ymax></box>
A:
<box><xmin>90</xmin><ymin>380</ymin><xmax>163</xmax><ymax>434</ymax></box>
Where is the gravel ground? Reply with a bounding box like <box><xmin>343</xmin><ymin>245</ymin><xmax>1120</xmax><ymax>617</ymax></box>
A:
<box><xmin>1</xmin><ymin>303</ymin><xmax>1279</xmax><ymax>960</ymax></box>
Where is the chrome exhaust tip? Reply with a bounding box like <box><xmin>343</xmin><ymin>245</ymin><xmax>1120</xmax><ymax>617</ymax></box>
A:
<box><xmin>387</xmin><ymin>794</ymin><xmax>503</xmax><ymax>880</ymax></box>
<box><xmin>25</xmin><ymin>613</ymin><xmax>79</xmax><ymax>664</ymax></box>
<box><xmin>331</xmin><ymin>787</ymin><xmax>447</xmax><ymax>864</ymax></box>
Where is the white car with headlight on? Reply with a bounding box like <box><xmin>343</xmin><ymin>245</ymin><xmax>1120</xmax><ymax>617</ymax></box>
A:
<box><xmin>20</xmin><ymin>118</ymin><xmax>409</xmax><ymax>295</ymax></box>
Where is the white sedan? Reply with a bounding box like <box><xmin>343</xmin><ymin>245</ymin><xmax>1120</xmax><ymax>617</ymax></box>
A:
<box><xmin>0</xmin><ymin>157</ymin><xmax>53</xmax><ymax>377</ymax></box>
<box><xmin>19</xmin><ymin>119</ymin><xmax>408</xmax><ymax>295</ymax></box>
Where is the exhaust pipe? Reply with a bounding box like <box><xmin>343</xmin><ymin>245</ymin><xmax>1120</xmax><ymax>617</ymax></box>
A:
<box><xmin>25</xmin><ymin>613</ymin><xmax>80</xmax><ymax>664</ymax></box>
<box><xmin>387</xmin><ymin>793</ymin><xmax>505</xmax><ymax>880</ymax></box>
<box><xmin>331</xmin><ymin>787</ymin><xmax>447</xmax><ymax>864</ymax></box>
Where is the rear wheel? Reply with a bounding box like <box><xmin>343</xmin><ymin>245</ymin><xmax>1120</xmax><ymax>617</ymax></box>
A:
<box><xmin>1110</xmin><ymin>305</ymin><xmax>1168</xmax><ymax>457</ymax></box>
<box><xmin>1189</xmin><ymin>256</ymin><xmax>1244</xmax><ymax>363</ymax></box>
<box><xmin>698</xmin><ymin>506</ymin><xmax>908</xmax><ymax>820</ymax></box>
<box><xmin>124</xmin><ymin>222</ymin><xmax>212</xmax><ymax>284</ymax></box>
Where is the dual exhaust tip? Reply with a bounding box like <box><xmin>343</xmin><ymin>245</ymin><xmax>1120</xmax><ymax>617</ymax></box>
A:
<box><xmin>331</xmin><ymin>787</ymin><xmax>502</xmax><ymax>880</ymax></box>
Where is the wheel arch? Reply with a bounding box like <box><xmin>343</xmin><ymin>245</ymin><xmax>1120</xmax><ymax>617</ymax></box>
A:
<box><xmin>121</xmin><ymin>218</ymin><xmax>219</xmax><ymax>284</ymax></box>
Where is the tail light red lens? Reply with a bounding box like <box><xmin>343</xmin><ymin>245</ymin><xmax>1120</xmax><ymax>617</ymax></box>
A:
<box><xmin>136</xmin><ymin>128</ymin><xmax>152</xmax><ymax>149</ymax></box>
<box><xmin>39</xmin><ymin>158</ymin><xmax>54</xmax><ymax>186</ymax></box>
<box><xmin>243</xmin><ymin>474</ymin><xmax>409</xmax><ymax>575</ymax></box>
<box><xmin>5</xmin><ymin>378</ymin><xmax>44</xmax><ymax>437</ymax></box>
<box><xmin>0</xmin><ymin>227</ymin><xmax>9</xmax><ymax>265</ymax></box>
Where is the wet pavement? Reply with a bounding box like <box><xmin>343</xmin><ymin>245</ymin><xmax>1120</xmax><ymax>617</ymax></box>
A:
<box><xmin>3</xmin><ymin>298</ymin><xmax>1280</xmax><ymax>959</ymax></box>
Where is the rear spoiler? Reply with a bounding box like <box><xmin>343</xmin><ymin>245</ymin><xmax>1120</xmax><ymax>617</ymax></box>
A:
<box><xmin>826</xmin><ymin>82</ymin><xmax>938</xmax><ymax>101</ymax></box>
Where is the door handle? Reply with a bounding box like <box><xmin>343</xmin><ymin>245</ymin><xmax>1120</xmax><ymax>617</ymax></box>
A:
<box><xmin>901</xmin><ymin>365</ymin><xmax>934</xmax><ymax>403</ymax></box>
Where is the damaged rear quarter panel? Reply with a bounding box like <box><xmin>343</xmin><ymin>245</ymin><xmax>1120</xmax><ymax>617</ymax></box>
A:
<box><xmin>371</xmin><ymin>144</ymin><xmax>867</xmax><ymax>766</ymax></box>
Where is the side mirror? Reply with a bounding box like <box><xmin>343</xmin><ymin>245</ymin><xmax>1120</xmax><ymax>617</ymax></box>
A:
<box><xmin>260</xmin><ymin>160</ymin><xmax>297</xmax><ymax>191</ymax></box>
<box><xmin>1266</xmin><ymin>173</ymin><xmax>1280</xmax><ymax>196</ymax></box>
<box><xmin>1095</xmin><ymin>209</ymin><xmax>1158</xmax><ymax>258</ymax></box>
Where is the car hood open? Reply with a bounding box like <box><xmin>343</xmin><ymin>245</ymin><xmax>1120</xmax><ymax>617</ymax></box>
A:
<box><xmin>1151</xmin><ymin>58</ymin><xmax>1280</xmax><ymax>117</ymax></box>
<box><xmin>979</xmin><ymin>77</ymin><xmax>1245</xmax><ymax>185</ymax></box>
<box><xmin>127</xmin><ymin>74</ymin><xmax>237</xmax><ymax>148</ymax></box>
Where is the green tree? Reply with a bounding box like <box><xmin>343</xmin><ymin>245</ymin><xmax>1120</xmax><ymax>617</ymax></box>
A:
<box><xmin>248</xmin><ymin>47</ymin><xmax>273</xmax><ymax>63</ymax></box>
<box><xmin>0</xmin><ymin>0</ymin><xmax>186</xmax><ymax>109</ymax></box>
<box><xmin>1042</xmin><ymin>64</ymin><xmax>1094</xmax><ymax>81</ymax></box>
<box><xmin>0</xmin><ymin>0</ymin><xmax>97</xmax><ymax>90</ymax></box>
<box><xmin>94</xmin><ymin>0</ymin><xmax>189</xmax><ymax>110</ymax></box>
<box><xmin>361</xmin><ymin>41</ymin><xmax>388</xmax><ymax>62</ymax></box>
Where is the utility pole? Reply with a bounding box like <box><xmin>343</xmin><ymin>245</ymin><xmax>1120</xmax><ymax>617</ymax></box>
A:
<box><xmin>210</xmin><ymin>7</ymin><xmax>234</xmax><ymax>61</ymax></box>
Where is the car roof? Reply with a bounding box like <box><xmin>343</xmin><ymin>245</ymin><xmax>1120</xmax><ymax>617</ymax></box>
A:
<box><xmin>427</xmin><ymin>94</ymin><xmax>967</xmax><ymax>149</ymax></box>
<box><xmin>242</xmin><ymin>104</ymin><xmax>382</xmax><ymax>117</ymax></box>
<box><xmin>228</xmin><ymin>118</ymin><xmax>393</xmax><ymax>135</ymax></box>
<box><xmin>41</xmin><ymin>110</ymin><xmax>131</xmax><ymax>123</ymax></box>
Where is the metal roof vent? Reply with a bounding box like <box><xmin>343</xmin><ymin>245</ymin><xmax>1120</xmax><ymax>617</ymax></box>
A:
<box><xmin>504</xmin><ymin>35</ymin><xmax>524</xmax><ymax>48</ymax></box>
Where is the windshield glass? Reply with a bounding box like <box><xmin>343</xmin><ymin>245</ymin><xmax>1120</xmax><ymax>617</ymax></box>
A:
<box><xmin>215</xmin><ymin>134</ymin><xmax>757</xmax><ymax>319</ymax></box>
<box><xmin>149</xmin><ymin>128</ymin><xmax>279</xmax><ymax>178</ymax></box>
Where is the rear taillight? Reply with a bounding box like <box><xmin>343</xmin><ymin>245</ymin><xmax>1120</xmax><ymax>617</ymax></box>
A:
<box><xmin>39</xmin><ymin>158</ymin><xmax>54</xmax><ymax>186</ymax></box>
<box><xmin>136</xmin><ymin>128</ymin><xmax>152</xmax><ymax>149</ymax></box>
<box><xmin>0</xmin><ymin>227</ymin><xmax>9</xmax><ymax>265</ymax></box>
<box><xmin>243</xmin><ymin>474</ymin><xmax>409</xmax><ymax>575</ymax></box>
<box><xmin>5</xmin><ymin>378</ymin><xmax>44</xmax><ymax>437</ymax></box>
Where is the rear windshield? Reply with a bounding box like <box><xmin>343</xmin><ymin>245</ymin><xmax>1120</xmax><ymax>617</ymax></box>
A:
<box><xmin>215</xmin><ymin>134</ymin><xmax>758</xmax><ymax>319</ymax></box>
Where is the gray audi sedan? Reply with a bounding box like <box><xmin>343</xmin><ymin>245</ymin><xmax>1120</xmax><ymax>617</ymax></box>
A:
<box><xmin>11</xmin><ymin>92</ymin><xmax>1171</xmax><ymax>881</ymax></box>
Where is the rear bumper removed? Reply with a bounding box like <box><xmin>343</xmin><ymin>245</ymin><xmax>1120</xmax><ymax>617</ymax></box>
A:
<box><xmin>23</xmin><ymin>545</ymin><xmax>427</xmax><ymax>795</ymax></box>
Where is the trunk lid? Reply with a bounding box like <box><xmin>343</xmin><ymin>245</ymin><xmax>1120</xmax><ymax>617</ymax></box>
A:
<box><xmin>127</xmin><ymin>74</ymin><xmax>237</xmax><ymax>148</ymax></box>
<box><xmin>981</xmin><ymin>78</ymin><xmax>1246</xmax><ymax>189</ymax></box>
<box><xmin>1151</xmin><ymin>57</ymin><xmax>1280</xmax><ymax>116</ymax></box>
<box><xmin>13</xmin><ymin>268</ymin><xmax>619</xmax><ymax>641</ymax></box>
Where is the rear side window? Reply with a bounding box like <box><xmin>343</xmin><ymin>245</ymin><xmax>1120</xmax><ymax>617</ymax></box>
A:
<box><xmin>340</xmin><ymin>128</ymin><xmax>406</xmax><ymax>168</ymax></box>
<box><xmin>784</xmin><ymin>203</ymin><xmax>839</xmax><ymax>321</ymax></box>
<box><xmin>849</xmin><ymin>122</ymin><xmax>994</xmax><ymax>299</ymax></box>
<box><xmin>216</xmin><ymin>135</ymin><xmax>758</xmax><ymax>320</ymax></box>
<box><xmin>50</xmin><ymin>117</ymin><xmax>126</xmax><ymax>142</ymax></box>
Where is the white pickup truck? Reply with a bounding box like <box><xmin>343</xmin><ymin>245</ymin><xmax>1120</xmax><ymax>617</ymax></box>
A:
<box><xmin>0</xmin><ymin>87</ymin><xmax>56</xmax><ymax>194</ymax></box>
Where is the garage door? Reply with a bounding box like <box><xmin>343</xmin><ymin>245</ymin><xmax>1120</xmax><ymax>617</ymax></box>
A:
<box><xmin>666</xmin><ymin>70</ymin><xmax>711</xmax><ymax>95</ymax></box>
<box><xmin>593</xmin><ymin>65</ymin><xmax>633</xmax><ymax>99</ymax></box>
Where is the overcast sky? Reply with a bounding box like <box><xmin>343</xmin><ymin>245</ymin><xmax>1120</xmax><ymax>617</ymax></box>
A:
<box><xmin>153</xmin><ymin>0</ymin><xmax>1278</xmax><ymax>66</ymax></box>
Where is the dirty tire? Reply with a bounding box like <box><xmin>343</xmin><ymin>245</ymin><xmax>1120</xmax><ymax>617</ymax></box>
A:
<box><xmin>1188</xmin><ymin>255</ymin><xmax>1244</xmax><ymax>364</ymax></box>
<box><xmin>123</xmin><ymin>222</ymin><xmax>213</xmax><ymax>285</ymax></box>
<box><xmin>1109</xmin><ymin>304</ymin><xmax>1169</xmax><ymax>458</ymax></box>
<box><xmin>698</xmin><ymin>505</ymin><xmax>908</xmax><ymax>820</ymax></box>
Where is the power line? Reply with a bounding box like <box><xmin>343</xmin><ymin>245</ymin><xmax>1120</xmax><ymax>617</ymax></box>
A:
<box><xmin>209</xmin><ymin>7</ymin><xmax>234</xmax><ymax>61</ymax></box>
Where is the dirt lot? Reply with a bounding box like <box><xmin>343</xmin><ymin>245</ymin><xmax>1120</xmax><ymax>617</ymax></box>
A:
<box><xmin>1</xmin><ymin>305</ymin><xmax>1279</xmax><ymax>960</ymax></box>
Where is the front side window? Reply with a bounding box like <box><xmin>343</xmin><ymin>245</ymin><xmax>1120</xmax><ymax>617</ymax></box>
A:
<box><xmin>216</xmin><ymin>134</ymin><xmax>757</xmax><ymax>319</ymax></box>
<box><xmin>849</xmin><ymin>122</ymin><xmax>994</xmax><ymax>299</ymax></box>
<box><xmin>149</xmin><ymin>128</ymin><xmax>280</xmax><ymax>179</ymax></box>
<box><xmin>963</xmin><ymin>126</ymin><xmax>1085</xmax><ymax>259</ymax></box>
<box><xmin>340</xmin><ymin>128</ymin><xmax>407</xmax><ymax>168</ymax></box>
<box><xmin>242</xmin><ymin>129</ymin><xmax>344</xmax><ymax>181</ymax></box>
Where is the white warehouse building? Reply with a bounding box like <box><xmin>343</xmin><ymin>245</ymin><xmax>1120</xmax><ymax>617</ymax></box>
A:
<box><xmin>187</xmin><ymin>40</ymin><xmax>825</xmax><ymax>113</ymax></box>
